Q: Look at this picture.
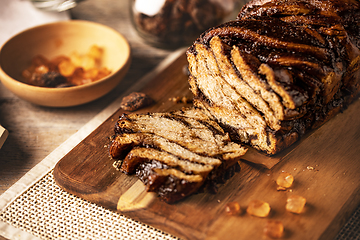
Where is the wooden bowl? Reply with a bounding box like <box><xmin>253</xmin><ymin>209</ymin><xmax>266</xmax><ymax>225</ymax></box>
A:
<box><xmin>0</xmin><ymin>20</ymin><xmax>131</xmax><ymax>107</ymax></box>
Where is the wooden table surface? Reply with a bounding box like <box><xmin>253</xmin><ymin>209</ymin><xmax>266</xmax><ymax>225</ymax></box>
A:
<box><xmin>0</xmin><ymin>1</ymin><xmax>358</xmax><ymax>240</ymax></box>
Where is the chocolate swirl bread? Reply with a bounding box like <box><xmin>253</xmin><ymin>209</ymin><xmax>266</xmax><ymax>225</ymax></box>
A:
<box><xmin>187</xmin><ymin>0</ymin><xmax>360</xmax><ymax>155</ymax></box>
<box><xmin>109</xmin><ymin>108</ymin><xmax>247</xmax><ymax>203</ymax></box>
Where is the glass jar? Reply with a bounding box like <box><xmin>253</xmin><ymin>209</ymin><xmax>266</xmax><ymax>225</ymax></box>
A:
<box><xmin>130</xmin><ymin>0</ymin><xmax>245</xmax><ymax>49</ymax></box>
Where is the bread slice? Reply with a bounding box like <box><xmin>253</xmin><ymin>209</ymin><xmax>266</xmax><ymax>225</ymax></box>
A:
<box><xmin>109</xmin><ymin>108</ymin><xmax>247</xmax><ymax>203</ymax></box>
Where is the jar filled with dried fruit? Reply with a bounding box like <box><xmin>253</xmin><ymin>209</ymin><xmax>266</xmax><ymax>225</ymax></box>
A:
<box><xmin>130</xmin><ymin>0</ymin><xmax>246</xmax><ymax>49</ymax></box>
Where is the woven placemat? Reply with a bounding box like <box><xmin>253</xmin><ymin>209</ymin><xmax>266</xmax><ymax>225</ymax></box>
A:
<box><xmin>0</xmin><ymin>171</ymin><xmax>179</xmax><ymax>240</ymax></box>
<box><xmin>334</xmin><ymin>204</ymin><xmax>360</xmax><ymax>240</ymax></box>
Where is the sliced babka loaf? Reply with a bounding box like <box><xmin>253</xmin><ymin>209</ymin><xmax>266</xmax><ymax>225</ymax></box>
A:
<box><xmin>186</xmin><ymin>0</ymin><xmax>360</xmax><ymax>155</ymax></box>
<box><xmin>109</xmin><ymin>108</ymin><xmax>247</xmax><ymax>203</ymax></box>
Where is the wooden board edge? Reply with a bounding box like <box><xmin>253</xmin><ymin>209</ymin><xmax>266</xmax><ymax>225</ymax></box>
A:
<box><xmin>0</xmin><ymin>125</ymin><xmax>9</xmax><ymax>149</ymax></box>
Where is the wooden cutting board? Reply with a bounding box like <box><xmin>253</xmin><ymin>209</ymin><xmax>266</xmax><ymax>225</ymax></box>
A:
<box><xmin>53</xmin><ymin>52</ymin><xmax>360</xmax><ymax>240</ymax></box>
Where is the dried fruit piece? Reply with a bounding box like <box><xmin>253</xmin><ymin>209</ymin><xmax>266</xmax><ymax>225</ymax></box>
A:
<box><xmin>38</xmin><ymin>72</ymin><xmax>68</xmax><ymax>87</ymax></box>
<box><xmin>58</xmin><ymin>60</ymin><xmax>76</xmax><ymax>77</ymax></box>
<box><xmin>80</xmin><ymin>54</ymin><xmax>96</xmax><ymax>70</ymax></box>
<box><xmin>84</xmin><ymin>68</ymin><xmax>99</xmax><ymax>80</ymax></box>
<box><xmin>88</xmin><ymin>45</ymin><xmax>103</xmax><ymax>61</ymax></box>
<box><xmin>276</xmin><ymin>172</ymin><xmax>294</xmax><ymax>189</ymax></box>
<box><xmin>286</xmin><ymin>195</ymin><xmax>306</xmax><ymax>214</ymax></box>
<box><xmin>247</xmin><ymin>200</ymin><xmax>271</xmax><ymax>217</ymax></box>
<box><xmin>264</xmin><ymin>220</ymin><xmax>284</xmax><ymax>239</ymax></box>
<box><xmin>225</xmin><ymin>202</ymin><xmax>241</xmax><ymax>215</ymax></box>
<box><xmin>21</xmin><ymin>45</ymin><xmax>111</xmax><ymax>88</ymax></box>
<box><xmin>69</xmin><ymin>52</ymin><xmax>82</xmax><ymax>66</ymax></box>
<box><xmin>34</xmin><ymin>65</ymin><xmax>49</xmax><ymax>75</ymax></box>
<box><xmin>97</xmin><ymin>67</ymin><xmax>112</xmax><ymax>80</ymax></box>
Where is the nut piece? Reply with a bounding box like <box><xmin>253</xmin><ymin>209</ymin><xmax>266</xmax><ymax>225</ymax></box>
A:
<box><xmin>225</xmin><ymin>202</ymin><xmax>241</xmax><ymax>215</ymax></box>
<box><xmin>264</xmin><ymin>220</ymin><xmax>284</xmax><ymax>239</ymax></box>
<box><xmin>120</xmin><ymin>92</ymin><xmax>154</xmax><ymax>111</ymax></box>
<box><xmin>276</xmin><ymin>172</ymin><xmax>294</xmax><ymax>189</ymax></box>
<box><xmin>286</xmin><ymin>195</ymin><xmax>306</xmax><ymax>214</ymax></box>
<box><xmin>247</xmin><ymin>200</ymin><xmax>271</xmax><ymax>217</ymax></box>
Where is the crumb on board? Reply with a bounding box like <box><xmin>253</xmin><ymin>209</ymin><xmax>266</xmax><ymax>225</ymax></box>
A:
<box><xmin>113</xmin><ymin>160</ymin><xmax>122</xmax><ymax>170</ymax></box>
<box><xmin>169</xmin><ymin>96</ymin><xmax>193</xmax><ymax>104</ymax></box>
<box><xmin>120</xmin><ymin>92</ymin><xmax>154</xmax><ymax>111</ymax></box>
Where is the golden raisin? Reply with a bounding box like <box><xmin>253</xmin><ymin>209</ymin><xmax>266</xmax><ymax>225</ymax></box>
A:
<box><xmin>286</xmin><ymin>195</ymin><xmax>306</xmax><ymax>214</ymax></box>
<box><xmin>58</xmin><ymin>60</ymin><xmax>76</xmax><ymax>77</ymax></box>
<box><xmin>225</xmin><ymin>202</ymin><xmax>241</xmax><ymax>215</ymax></box>
<box><xmin>69</xmin><ymin>52</ymin><xmax>82</xmax><ymax>66</ymax></box>
<box><xmin>34</xmin><ymin>65</ymin><xmax>49</xmax><ymax>75</ymax></box>
<box><xmin>80</xmin><ymin>54</ymin><xmax>96</xmax><ymax>71</ymax></box>
<box><xmin>264</xmin><ymin>220</ymin><xmax>284</xmax><ymax>239</ymax></box>
<box><xmin>276</xmin><ymin>172</ymin><xmax>294</xmax><ymax>189</ymax></box>
<box><xmin>87</xmin><ymin>45</ymin><xmax>103</xmax><ymax>60</ymax></box>
<box><xmin>96</xmin><ymin>67</ymin><xmax>111</xmax><ymax>80</ymax></box>
<box><xmin>246</xmin><ymin>200</ymin><xmax>271</xmax><ymax>217</ymax></box>
<box><xmin>84</xmin><ymin>68</ymin><xmax>99</xmax><ymax>80</ymax></box>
